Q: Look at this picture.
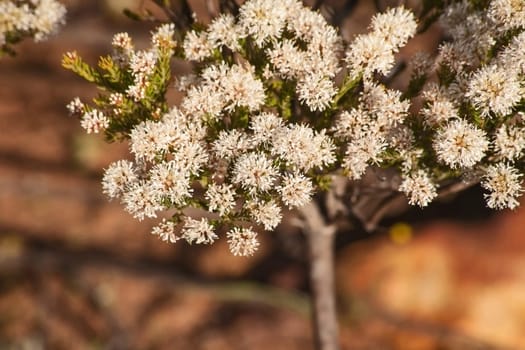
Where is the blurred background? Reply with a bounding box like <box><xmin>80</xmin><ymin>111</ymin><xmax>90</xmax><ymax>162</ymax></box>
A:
<box><xmin>1</xmin><ymin>0</ymin><xmax>525</xmax><ymax>349</ymax></box>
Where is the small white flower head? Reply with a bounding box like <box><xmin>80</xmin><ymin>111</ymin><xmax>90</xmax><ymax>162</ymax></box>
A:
<box><xmin>333</xmin><ymin>109</ymin><xmax>366</xmax><ymax>140</ymax></box>
<box><xmin>466</xmin><ymin>65</ymin><xmax>522</xmax><ymax>117</ymax></box>
<box><xmin>297</xmin><ymin>74</ymin><xmax>337</xmax><ymax>112</ymax></box>
<box><xmin>399</xmin><ymin>170</ymin><xmax>438</xmax><ymax>207</ymax></box>
<box><xmin>267</xmin><ymin>39</ymin><xmax>306</xmax><ymax>79</ymax></box>
<box><xmin>496</xmin><ymin>31</ymin><xmax>525</xmax><ymax>75</ymax></box>
<box><xmin>271</xmin><ymin>124</ymin><xmax>336</xmax><ymax>171</ymax></box>
<box><xmin>370</xmin><ymin>6</ymin><xmax>417</xmax><ymax>49</ymax></box>
<box><xmin>151</xmin><ymin>219</ymin><xmax>180</xmax><ymax>243</ymax></box>
<box><xmin>421</xmin><ymin>99</ymin><xmax>459</xmax><ymax>127</ymax></box>
<box><xmin>173</xmin><ymin>142</ymin><xmax>209</xmax><ymax>177</ymax></box>
<box><xmin>102</xmin><ymin>160</ymin><xmax>138</xmax><ymax>199</ymax></box>
<box><xmin>183</xmin><ymin>30</ymin><xmax>213</xmax><ymax>61</ymax></box>
<box><xmin>433</xmin><ymin>119</ymin><xmax>489</xmax><ymax>168</ymax></box>
<box><xmin>31</xmin><ymin>0</ymin><xmax>67</xmax><ymax>42</ymax></box>
<box><xmin>206</xmin><ymin>182</ymin><xmax>236</xmax><ymax>216</ymax></box>
<box><xmin>112</xmin><ymin>32</ymin><xmax>134</xmax><ymax>52</ymax></box>
<box><xmin>129</xmin><ymin>50</ymin><xmax>157</xmax><ymax>77</ymax></box>
<box><xmin>182</xmin><ymin>217</ymin><xmax>218</xmax><ymax>244</ymax></box>
<box><xmin>232</xmin><ymin>152</ymin><xmax>278</xmax><ymax>194</ymax></box>
<box><xmin>287</xmin><ymin>5</ymin><xmax>329</xmax><ymax>42</ymax></box>
<box><xmin>387</xmin><ymin>125</ymin><xmax>416</xmax><ymax>152</ymax></box>
<box><xmin>361</xmin><ymin>83</ymin><xmax>409</xmax><ymax>127</ymax></box>
<box><xmin>488</xmin><ymin>0</ymin><xmax>525</xmax><ymax>31</ymax></box>
<box><xmin>108</xmin><ymin>92</ymin><xmax>125</xmax><ymax>115</ymax></box>
<box><xmin>246</xmin><ymin>199</ymin><xmax>282</xmax><ymax>230</ymax></box>
<box><xmin>148</xmin><ymin>161</ymin><xmax>192</xmax><ymax>207</ymax></box>
<box><xmin>238</xmin><ymin>0</ymin><xmax>288</xmax><ymax>46</ymax></box>
<box><xmin>122</xmin><ymin>181</ymin><xmax>163</xmax><ymax>221</ymax></box>
<box><xmin>278</xmin><ymin>173</ymin><xmax>314</xmax><ymax>209</ymax></box>
<box><xmin>80</xmin><ymin>110</ymin><xmax>110</xmax><ymax>134</ymax></box>
<box><xmin>345</xmin><ymin>33</ymin><xmax>396</xmax><ymax>78</ymax></box>
<box><xmin>226</xmin><ymin>227</ymin><xmax>260</xmax><ymax>256</ymax></box>
<box><xmin>130</xmin><ymin>120</ymin><xmax>166</xmax><ymax>161</ymax></box>
<box><xmin>207</xmin><ymin>13</ymin><xmax>241</xmax><ymax>51</ymax></box>
<box><xmin>249</xmin><ymin>112</ymin><xmax>284</xmax><ymax>145</ymax></box>
<box><xmin>494</xmin><ymin>124</ymin><xmax>525</xmax><ymax>161</ymax></box>
<box><xmin>152</xmin><ymin>23</ymin><xmax>176</xmax><ymax>52</ymax></box>
<box><xmin>67</xmin><ymin>97</ymin><xmax>85</xmax><ymax>117</ymax></box>
<box><xmin>182</xmin><ymin>85</ymin><xmax>224</xmax><ymax>121</ymax></box>
<box><xmin>213</xmin><ymin>129</ymin><xmax>252</xmax><ymax>161</ymax></box>
<box><xmin>482</xmin><ymin>163</ymin><xmax>523</xmax><ymax>210</ymax></box>
<box><xmin>220</xmin><ymin>64</ymin><xmax>266</xmax><ymax>113</ymax></box>
<box><xmin>343</xmin><ymin>134</ymin><xmax>387</xmax><ymax>180</ymax></box>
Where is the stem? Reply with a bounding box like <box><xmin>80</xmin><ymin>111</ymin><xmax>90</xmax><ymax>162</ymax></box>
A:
<box><xmin>299</xmin><ymin>201</ymin><xmax>340</xmax><ymax>350</ymax></box>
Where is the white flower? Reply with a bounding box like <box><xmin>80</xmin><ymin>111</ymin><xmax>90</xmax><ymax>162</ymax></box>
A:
<box><xmin>122</xmin><ymin>181</ymin><xmax>163</xmax><ymax>221</ymax></box>
<box><xmin>360</xmin><ymin>83</ymin><xmax>409</xmax><ymax>127</ymax></box>
<box><xmin>343</xmin><ymin>134</ymin><xmax>387</xmax><ymax>180</ymax></box>
<box><xmin>66</xmin><ymin>97</ymin><xmax>84</xmax><ymax>116</ymax></box>
<box><xmin>249</xmin><ymin>112</ymin><xmax>284</xmax><ymax>145</ymax></box>
<box><xmin>247</xmin><ymin>199</ymin><xmax>282</xmax><ymax>230</ymax></box>
<box><xmin>297</xmin><ymin>74</ymin><xmax>337</xmax><ymax>112</ymax></box>
<box><xmin>488</xmin><ymin>0</ymin><xmax>525</xmax><ymax>31</ymax></box>
<box><xmin>129</xmin><ymin>50</ymin><xmax>157</xmax><ymax>77</ymax></box>
<box><xmin>421</xmin><ymin>99</ymin><xmax>458</xmax><ymax>127</ymax></box>
<box><xmin>102</xmin><ymin>160</ymin><xmax>138</xmax><ymax>199</ymax></box>
<box><xmin>278</xmin><ymin>173</ymin><xmax>314</xmax><ymax>209</ymax></box>
<box><xmin>466</xmin><ymin>65</ymin><xmax>522</xmax><ymax>117</ymax></box>
<box><xmin>238</xmin><ymin>0</ymin><xmax>288</xmax><ymax>46</ymax></box>
<box><xmin>183</xmin><ymin>30</ymin><xmax>213</xmax><ymax>61</ymax></box>
<box><xmin>370</xmin><ymin>6</ymin><xmax>417</xmax><ymax>49</ymax></box>
<box><xmin>152</xmin><ymin>23</ymin><xmax>176</xmax><ymax>52</ymax></box>
<box><xmin>226</xmin><ymin>227</ymin><xmax>259</xmax><ymax>256</ymax></box>
<box><xmin>333</xmin><ymin>109</ymin><xmax>367</xmax><ymax>140</ymax></box>
<box><xmin>151</xmin><ymin>219</ymin><xmax>180</xmax><ymax>243</ymax></box>
<box><xmin>207</xmin><ymin>14</ymin><xmax>241</xmax><ymax>51</ymax></box>
<box><xmin>220</xmin><ymin>64</ymin><xmax>266</xmax><ymax>112</ymax></box>
<box><xmin>494</xmin><ymin>124</ymin><xmax>525</xmax><ymax>161</ymax></box>
<box><xmin>213</xmin><ymin>129</ymin><xmax>252</xmax><ymax>160</ymax></box>
<box><xmin>433</xmin><ymin>119</ymin><xmax>488</xmax><ymax>168</ymax></box>
<box><xmin>182</xmin><ymin>85</ymin><xmax>224</xmax><ymax>121</ymax></box>
<box><xmin>80</xmin><ymin>110</ymin><xmax>109</xmax><ymax>134</ymax></box>
<box><xmin>232</xmin><ymin>152</ymin><xmax>278</xmax><ymax>194</ymax></box>
<box><xmin>271</xmin><ymin>124</ymin><xmax>335</xmax><ymax>171</ymax></box>
<box><xmin>31</xmin><ymin>0</ymin><xmax>67</xmax><ymax>41</ymax></box>
<box><xmin>482</xmin><ymin>163</ymin><xmax>523</xmax><ymax>210</ymax></box>
<box><xmin>496</xmin><ymin>31</ymin><xmax>525</xmax><ymax>75</ymax></box>
<box><xmin>399</xmin><ymin>170</ymin><xmax>438</xmax><ymax>207</ymax></box>
<box><xmin>267</xmin><ymin>39</ymin><xmax>306</xmax><ymax>79</ymax></box>
<box><xmin>130</xmin><ymin>120</ymin><xmax>167</xmax><ymax>161</ymax></box>
<box><xmin>173</xmin><ymin>142</ymin><xmax>209</xmax><ymax>176</ymax></box>
<box><xmin>148</xmin><ymin>161</ymin><xmax>192</xmax><ymax>207</ymax></box>
<box><xmin>182</xmin><ymin>217</ymin><xmax>218</xmax><ymax>244</ymax></box>
<box><xmin>206</xmin><ymin>182</ymin><xmax>236</xmax><ymax>216</ymax></box>
<box><xmin>112</xmin><ymin>32</ymin><xmax>134</xmax><ymax>52</ymax></box>
<box><xmin>345</xmin><ymin>33</ymin><xmax>395</xmax><ymax>78</ymax></box>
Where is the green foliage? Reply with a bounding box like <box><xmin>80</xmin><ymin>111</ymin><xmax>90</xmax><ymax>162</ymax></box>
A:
<box><xmin>62</xmin><ymin>45</ymin><xmax>173</xmax><ymax>141</ymax></box>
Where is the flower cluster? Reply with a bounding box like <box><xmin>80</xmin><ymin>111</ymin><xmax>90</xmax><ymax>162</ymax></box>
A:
<box><xmin>65</xmin><ymin>0</ymin><xmax>525</xmax><ymax>256</ymax></box>
<box><xmin>0</xmin><ymin>0</ymin><xmax>66</xmax><ymax>55</ymax></box>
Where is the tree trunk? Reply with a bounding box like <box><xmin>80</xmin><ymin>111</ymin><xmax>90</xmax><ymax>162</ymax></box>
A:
<box><xmin>300</xmin><ymin>201</ymin><xmax>340</xmax><ymax>350</ymax></box>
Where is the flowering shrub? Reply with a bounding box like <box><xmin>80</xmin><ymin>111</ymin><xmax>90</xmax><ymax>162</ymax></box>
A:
<box><xmin>0</xmin><ymin>0</ymin><xmax>66</xmax><ymax>56</ymax></box>
<box><xmin>63</xmin><ymin>0</ymin><xmax>525</xmax><ymax>256</ymax></box>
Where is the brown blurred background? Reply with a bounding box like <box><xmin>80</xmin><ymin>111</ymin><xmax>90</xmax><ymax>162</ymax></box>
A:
<box><xmin>1</xmin><ymin>1</ymin><xmax>525</xmax><ymax>349</ymax></box>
